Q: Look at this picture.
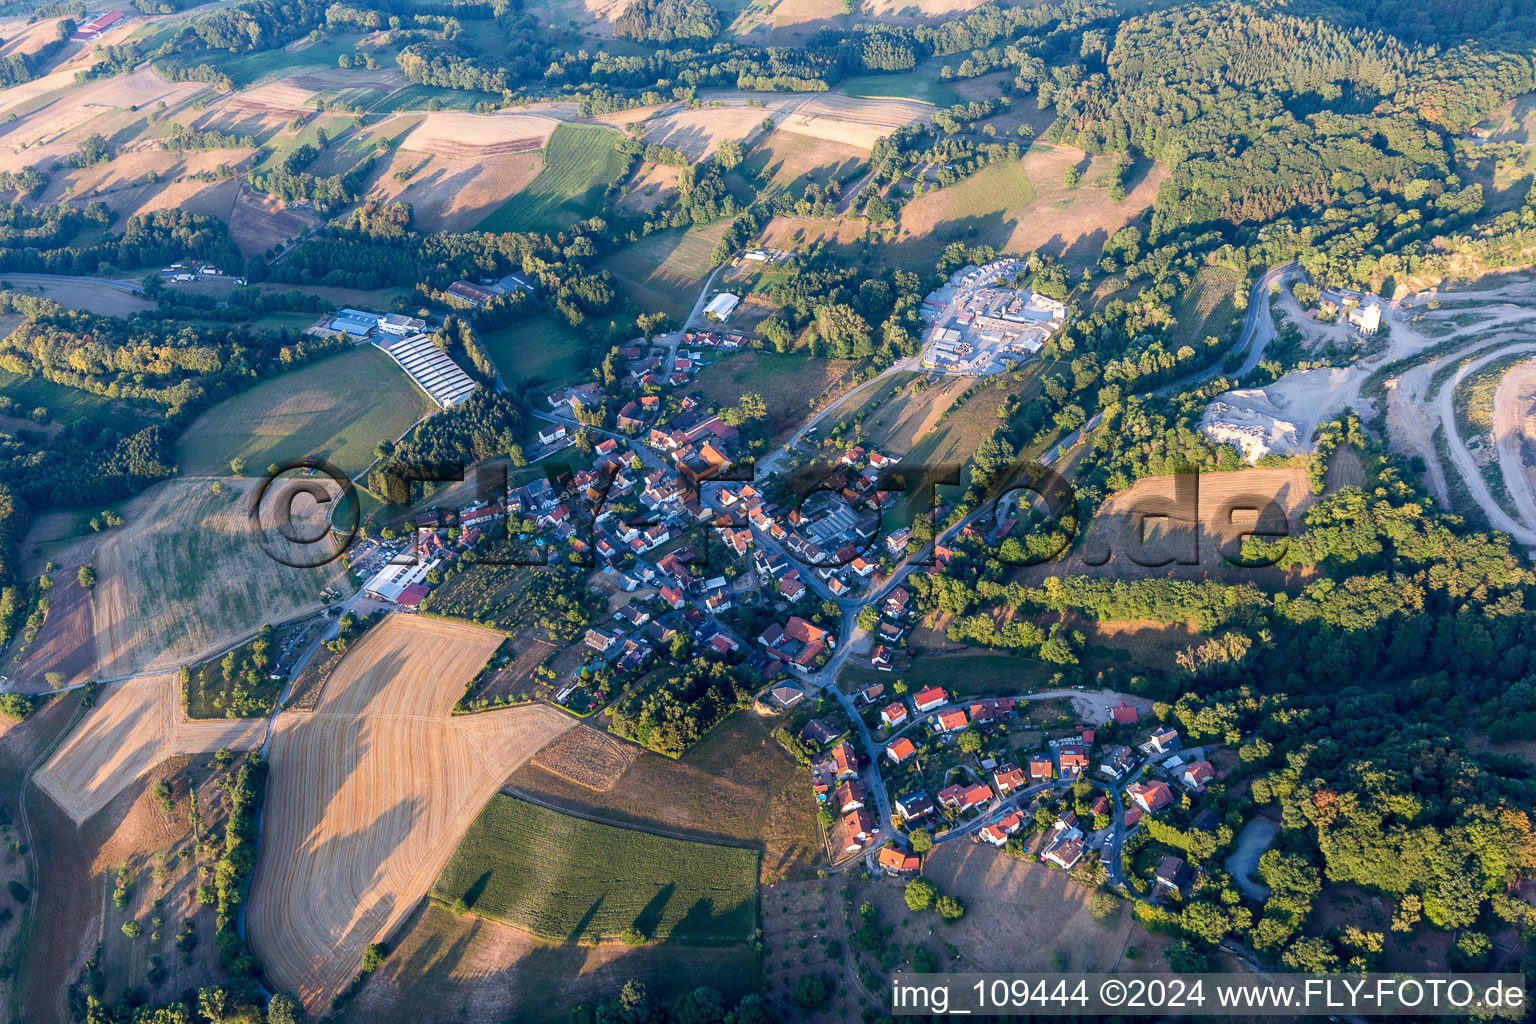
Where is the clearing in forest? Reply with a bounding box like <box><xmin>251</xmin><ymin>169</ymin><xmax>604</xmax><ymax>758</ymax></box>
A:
<box><xmin>246</xmin><ymin>615</ymin><xmax>574</xmax><ymax>1014</ymax></box>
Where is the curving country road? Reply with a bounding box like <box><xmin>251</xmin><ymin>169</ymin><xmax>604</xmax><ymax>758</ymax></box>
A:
<box><xmin>1236</xmin><ymin>262</ymin><xmax>1303</xmax><ymax>377</ymax></box>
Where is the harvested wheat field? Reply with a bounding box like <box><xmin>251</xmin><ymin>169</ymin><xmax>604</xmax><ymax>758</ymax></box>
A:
<box><xmin>1041</xmin><ymin>466</ymin><xmax>1315</xmax><ymax>581</ymax></box>
<box><xmin>247</xmin><ymin>615</ymin><xmax>574</xmax><ymax>1013</ymax></box>
<box><xmin>230</xmin><ymin>78</ymin><xmax>319</xmax><ymax>115</ymax></box>
<box><xmin>92</xmin><ymin>477</ymin><xmax>350</xmax><ymax>677</ymax></box>
<box><xmin>640</xmin><ymin>99</ymin><xmax>799</xmax><ymax>159</ymax></box>
<box><xmin>528</xmin><ymin>725</ymin><xmax>636</xmax><ymax>791</ymax></box>
<box><xmin>401</xmin><ymin>112</ymin><xmax>560</xmax><ymax>158</ymax></box>
<box><xmin>34</xmin><ymin>674</ymin><xmax>266</xmax><ymax>824</ymax></box>
<box><xmin>11</xmin><ymin>575</ymin><xmax>96</xmax><ymax>692</ymax></box>
<box><xmin>778</xmin><ymin>93</ymin><xmax>930</xmax><ymax>149</ymax></box>
<box><xmin>366</xmin><ymin>146</ymin><xmax>545</xmax><ymax>232</ymax></box>
<box><xmin>34</xmin><ymin>148</ymin><xmax>251</xmax><ymax>220</ymax></box>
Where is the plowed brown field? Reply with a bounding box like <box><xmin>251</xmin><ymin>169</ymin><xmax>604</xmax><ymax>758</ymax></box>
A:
<box><xmin>246</xmin><ymin>615</ymin><xmax>573</xmax><ymax>1013</ymax></box>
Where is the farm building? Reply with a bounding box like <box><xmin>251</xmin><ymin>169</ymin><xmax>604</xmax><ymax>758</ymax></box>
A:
<box><xmin>73</xmin><ymin>10</ymin><xmax>125</xmax><ymax>38</ymax></box>
<box><xmin>363</xmin><ymin>557</ymin><xmax>439</xmax><ymax>603</ymax></box>
<box><xmin>379</xmin><ymin>313</ymin><xmax>426</xmax><ymax>336</ymax></box>
<box><xmin>447</xmin><ymin>281</ymin><xmax>498</xmax><ymax>307</ymax></box>
<box><xmin>328</xmin><ymin>308</ymin><xmax>382</xmax><ymax>337</ymax></box>
<box><xmin>704</xmin><ymin>293</ymin><xmax>740</xmax><ymax>320</ymax></box>
<box><xmin>375</xmin><ymin>333</ymin><xmax>477</xmax><ymax>408</ymax></box>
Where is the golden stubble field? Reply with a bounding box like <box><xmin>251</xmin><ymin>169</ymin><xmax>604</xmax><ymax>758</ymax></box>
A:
<box><xmin>246</xmin><ymin>615</ymin><xmax>574</xmax><ymax>1013</ymax></box>
<box><xmin>33</xmin><ymin>673</ymin><xmax>266</xmax><ymax>824</ymax></box>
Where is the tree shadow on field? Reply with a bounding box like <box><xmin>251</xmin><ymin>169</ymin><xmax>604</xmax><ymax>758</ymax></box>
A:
<box><xmin>630</xmin><ymin>883</ymin><xmax>674</xmax><ymax>941</ymax></box>
<box><xmin>462</xmin><ymin>869</ymin><xmax>492</xmax><ymax>911</ymax></box>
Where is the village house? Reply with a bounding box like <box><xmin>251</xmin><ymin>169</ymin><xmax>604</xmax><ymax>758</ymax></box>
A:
<box><xmin>1028</xmin><ymin>755</ymin><xmax>1054</xmax><ymax>782</ymax></box>
<box><xmin>937</xmin><ymin>783</ymin><xmax>992</xmax><ymax>814</ymax></box>
<box><xmin>838</xmin><ymin>810</ymin><xmax>877</xmax><ymax>852</ymax></box>
<box><xmin>886</xmin><ymin>737</ymin><xmax>918</xmax><ymax>765</ymax></box>
<box><xmin>1099</xmin><ymin>745</ymin><xmax>1136</xmax><ymax>779</ymax></box>
<box><xmin>934</xmin><ymin>708</ymin><xmax>969</xmax><ymax>734</ymax></box>
<box><xmin>766</xmin><ymin>683</ymin><xmax>804</xmax><ymax>710</ymax></box>
<box><xmin>1148</xmin><ymin>727</ymin><xmax>1180</xmax><ymax>754</ymax></box>
<box><xmin>895</xmin><ymin>791</ymin><xmax>934</xmax><ymax>822</ymax></box>
<box><xmin>1128</xmin><ymin>779</ymin><xmax>1173</xmax><ymax>814</ymax></box>
<box><xmin>912</xmin><ymin>686</ymin><xmax>948</xmax><ymax>712</ymax></box>
<box><xmin>584</xmin><ymin>629</ymin><xmax>618</xmax><ymax>653</ymax></box>
<box><xmin>870</xmin><ymin>645</ymin><xmax>894</xmax><ymax>671</ymax></box>
<box><xmin>1156</xmin><ymin>855</ymin><xmax>1194</xmax><ymax>895</ymax></box>
<box><xmin>880</xmin><ymin>701</ymin><xmax>910</xmax><ymax>730</ymax></box>
<box><xmin>1179</xmin><ymin>760</ymin><xmax>1215</xmax><ymax>790</ymax></box>
<box><xmin>979</xmin><ymin>810</ymin><xmax>1025</xmax><ymax>847</ymax></box>
<box><xmin>1110</xmin><ymin>701</ymin><xmax>1140</xmax><ymax>725</ymax></box>
<box><xmin>834</xmin><ymin>781</ymin><xmax>866</xmax><ymax>812</ymax></box>
<box><xmin>1042</xmin><ymin>836</ymin><xmax>1084</xmax><ymax>870</ymax></box>
<box><xmin>883</xmin><ymin>587</ymin><xmax>911</xmax><ymax>619</ymax></box>
<box><xmin>877</xmin><ymin>846</ymin><xmax>922</xmax><ymax>874</ymax></box>
<box><xmin>1058</xmin><ymin>742</ymin><xmax>1090</xmax><ymax>779</ymax></box>
<box><xmin>854</xmin><ymin>682</ymin><xmax>885</xmax><ymax>706</ymax></box>
<box><xmin>830</xmin><ymin>741</ymin><xmax>859</xmax><ymax>781</ymax></box>
<box><xmin>992</xmin><ymin>763</ymin><xmax>1026</xmax><ymax>795</ymax></box>
<box><xmin>800</xmin><ymin>719</ymin><xmax>839</xmax><ymax>747</ymax></box>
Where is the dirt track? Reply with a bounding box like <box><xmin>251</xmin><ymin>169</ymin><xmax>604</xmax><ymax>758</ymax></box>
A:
<box><xmin>33</xmin><ymin>674</ymin><xmax>265</xmax><ymax>824</ymax></box>
<box><xmin>246</xmin><ymin>615</ymin><xmax>573</xmax><ymax>1013</ymax></box>
<box><xmin>1492</xmin><ymin>358</ymin><xmax>1536</xmax><ymax>533</ymax></box>
<box><xmin>1435</xmin><ymin>342</ymin><xmax>1536</xmax><ymax>545</ymax></box>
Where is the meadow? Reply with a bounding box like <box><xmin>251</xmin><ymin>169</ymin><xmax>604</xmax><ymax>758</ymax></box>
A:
<box><xmin>181</xmin><ymin>627</ymin><xmax>283</xmax><ymax>720</ymax></box>
<box><xmin>476</xmin><ymin>314</ymin><xmax>588</xmax><ymax>389</ymax></box>
<box><xmin>174</xmin><ymin>346</ymin><xmax>434</xmax><ymax>477</ymax></box>
<box><xmin>692</xmin><ymin>351</ymin><xmax>860</xmax><ymax>440</ymax></box>
<box><xmin>370</xmin><ymin>84</ymin><xmax>504</xmax><ymax>113</ymax></box>
<box><xmin>839</xmin><ymin>72</ymin><xmax>963</xmax><ymax>107</ymax></box>
<box><xmin>431</xmin><ymin>795</ymin><xmax>759</xmax><ymax>943</ymax></box>
<box><xmin>736</xmin><ymin>129</ymin><xmax>866</xmax><ymax>197</ymax></box>
<box><xmin>0</xmin><ymin>365</ymin><xmax>155</xmax><ymax>431</ymax></box>
<box><xmin>477</xmin><ymin>123</ymin><xmax>628</xmax><ymax>234</ymax></box>
<box><xmin>602</xmin><ymin>222</ymin><xmax>732</xmax><ymax>319</ymax></box>
<box><xmin>157</xmin><ymin>35</ymin><xmax>388</xmax><ymax>90</ymax></box>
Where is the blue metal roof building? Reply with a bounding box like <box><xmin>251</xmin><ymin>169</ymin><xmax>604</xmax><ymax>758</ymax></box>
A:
<box><xmin>328</xmin><ymin>308</ymin><xmax>382</xmax><ymax>337</ymax></box>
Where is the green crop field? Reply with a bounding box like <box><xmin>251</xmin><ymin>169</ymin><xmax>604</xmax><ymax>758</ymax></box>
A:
<box><xmin>431</xmin><ymin>795</ymin><xmax>758</xmax><ymax>943</ymax></box>
<box><xmin>477</xmin><ymin>123</ymin><xmax>628</xmax><ymax>234</ymax></box>
<box><xmin>174</xmin><ymin>346</ymin><xmax>435</xmax><ymax>477</ymax></box>
<box><xmin>476</xmin><ymin>314</ymin><xmax>587</xmax><ymax>388</ymax></box>
<box><xmin>840</xmin><ymin>72</ymin><xmax>963</xmax><ymax>107</ymax></box>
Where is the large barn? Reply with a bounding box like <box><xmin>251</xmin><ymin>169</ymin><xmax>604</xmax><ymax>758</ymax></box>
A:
<box><xmin>375</xmin><ymin>333</ymin><xmax>477</xmax><ymax>408</ymax></box>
